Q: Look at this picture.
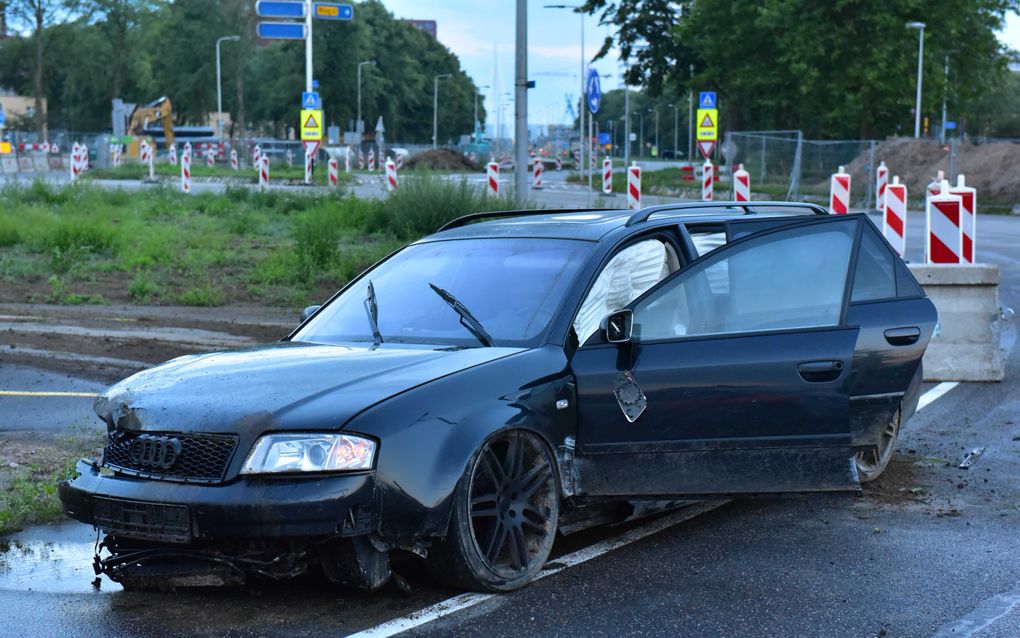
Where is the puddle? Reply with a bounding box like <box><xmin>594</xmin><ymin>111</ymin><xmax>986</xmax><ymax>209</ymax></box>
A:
<box><xmin>0</xmin><ymin>521</ymin><xmax>121</xmax><ymax>594</ymax></box>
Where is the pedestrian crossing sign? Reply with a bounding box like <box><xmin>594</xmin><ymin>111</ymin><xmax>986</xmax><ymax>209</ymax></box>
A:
<box><xmin>696</xmin><ymin>108</ymin><xmax>718</xmax><ymax>141</ymax></box>
<box><xmin>300</xmin><ymin>109</ymin><xmax>323</xmax><ymax>141</ymax></box>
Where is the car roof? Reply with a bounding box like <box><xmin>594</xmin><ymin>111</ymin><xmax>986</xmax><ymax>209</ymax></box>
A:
<box><xmin>420</xmin><ymin>201</ymin><xmax>831</xmax><ymax>243</ymax></box>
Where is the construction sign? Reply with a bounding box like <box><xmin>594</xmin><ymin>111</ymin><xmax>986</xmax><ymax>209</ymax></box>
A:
<box><xmin>0</xmin><ymin>142</ymin><xmax>11</xmax><ymax>155</ymax></box>
<box><xmin>696</xmin><ymin>108</ymin><xmax>718</xmax><ymax>142</ymax></box>
<box><xmin>300</xmin><ymin>109</ymin><xmax>323</xmax><ymax>141</ymax></box>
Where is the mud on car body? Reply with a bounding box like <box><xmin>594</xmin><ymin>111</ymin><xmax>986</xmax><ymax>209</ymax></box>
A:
<box><xmin>59</xmin><ymin>202</ymin><xmax>937</xmax><ymax>592</ymax></box>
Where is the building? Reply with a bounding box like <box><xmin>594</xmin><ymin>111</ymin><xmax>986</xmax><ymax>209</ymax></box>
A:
<box><xmin>403</xmin><ymin>19</ymin><xmax>437</xmax><ymax>39</ymax></box>
<box><xmin>0</xmin><ymin>90</ymin><xmax>47</xmax><ymax>128</ymax></box>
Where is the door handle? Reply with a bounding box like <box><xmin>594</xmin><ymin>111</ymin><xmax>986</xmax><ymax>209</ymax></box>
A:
<box><xmin>797</xmin><ymin>360</ymin><xmax>844</xmax><ymax>383</ymax></box>
<box><xmin>884</xmin><ymin>326</ymin><xmax>921</xmax><ymax>346</ymax></box>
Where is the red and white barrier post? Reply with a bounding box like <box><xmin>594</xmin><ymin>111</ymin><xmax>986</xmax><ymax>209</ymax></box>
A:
<box><xmin>829</xmin><ymin>165</ymin><xmax>851</xmax><ymax>214</ymax></box>
<box><xmin>532</xmin><ymin>158</ymin><xmax>543</xmax><ymax>190</ymax></box>
<box><xmin>883</xmin><ymin>176</ymin><xmax>908</xmax><ymax>257</ymax></box>
<box><xmin>168</xmin><ymin>144</ymin><xmax>177</xmax><ymax>165</ymax></box>
<box><xmin>924</xmin><ymin>169</ymin><xmax>945</xmax><ymax>261</ymax></box>
<box><xmin>328</xmin><ymin>158</ymin><xmax>339</xmax><ymax>188</ymax></box>
<box><xmin>875</xmin><ymin>160</ymin><xmax>888</xmax><ymax>210</ymax></box>
<box><xmin>602</xmin><ymin>158</ymin><xmax>613</xmax><ymax>195</ymax></box>
<box><xmin>252</xmin><ymin>145</ymin><xmax>261</xmax><ymax>170</ymax></box>
<box><xmin>230</xmin><ymin>149</ymin><xmax>238</xmax><ymax>171</ymax></box>
<box><xmin>180</xmin><ymin>148</ymin><xmax>191</xmax><ymax>194</ymax></box>
<box><xmin>386</xmin><ymin>158</ymin><xmax>398</xmax><ymax>192</ymax></box>
<box><xmin>949</xmin><ymin>175</ymin><xmax>976</xmax><ymax>263</ymax></box>
<box><xmin>112</xmin><ymin>144</ymin><xmax>122</xmax><ymax>167</ymax></box>
<box><xmin>139</xmin><ymin>141</ymin><xmax>150</xmax><ymax>165</ymax></box>
<box><xmin>286</xmin><ymin>149</ymin><xmax>294</xmax><ymax>168</ymax></box>
<box><xmin>486</xmin><ymin>161</ymin><xmax>500</xmax><ymax>196</ymax></box>
<box><xmin>304</xmin><ymin>147</ymin><xmax>313</xmax><ymax>184</ymax></box>
<box><xmin>344</xmin><ymin>148</ymin><xmax>352</xmax><ymax>173</ymax></box>
<box><xmin>368</xmin><ymin>149</ymin><xmax>376</xmax><ymax>172</ymax></box>
<box><xmin>259</xmin><ymin>155</ymin><xmax>270</xmax><ymax>191</ymax></box>
<box><xmin>206</xmin><ymin>148</ymin><xmax>215</xmax><ymax>168</ymax></box>
<box><xmin>627</xmin><ymin>162</ymin><xmax>641</xmax><ymax>209</ymax></box>
<box><xmin>927</xmin><ymin>169</ymin><xmax>945</xmax><ymax>197</ymax></box>
<box><xmin>358</xmin><ymin>149</ymin><xmax>365</xmax><ymax>170</ymax></box>
<box><xmin>69</xmin><ymin>143</ymin><xmax>80</xmax><ymax>182</ymax></box>
<box><xmin>927</xmin><ymin>180</ymin><xmax>963</xmax><ymax>264</ymax></box>
<box><xmin>702</xmin><ymin>160</ymin><xmax>714</xmax><ymax>201</ymax></box>
<box><xmin>554</xmin><ymin>157</ymin><xmax>562</xmax><ymax>171</ymax></box>
<box><xmin>80</xmin><ymin>145</ymin><xmax>89</xmax><ymax>172</ymax></box>
<box><xmin>733</xmin><ymin>163</ymin><xmax>750</xmax><ymax>202</ymax></box>
<box><xmin>396</xmin><ymin>152</ymin><xmax>404</xmax><ymax>171</ymax></box>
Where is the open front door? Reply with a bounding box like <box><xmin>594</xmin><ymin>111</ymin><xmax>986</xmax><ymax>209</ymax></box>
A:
<box><xmin>571</xmin><ymin>216</ymin><xmax>864</xmax><ymax>498</ymax></box>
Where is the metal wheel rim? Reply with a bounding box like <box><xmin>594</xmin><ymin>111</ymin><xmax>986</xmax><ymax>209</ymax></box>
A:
<box><xmin>467</xmin><ymin>431</ymin><xmax>556</xmax><ymax>580</ymax></box>
<box><xmin>855</xmin><ymin>416</ymin><xmax>898</xmax><ymax>475</ymax></box>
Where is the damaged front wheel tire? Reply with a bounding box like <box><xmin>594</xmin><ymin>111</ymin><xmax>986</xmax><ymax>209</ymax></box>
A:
<box><xmin>427</xmin><ymin>430</ymin><xmax>559</xmax><ymax>592</ymax></box>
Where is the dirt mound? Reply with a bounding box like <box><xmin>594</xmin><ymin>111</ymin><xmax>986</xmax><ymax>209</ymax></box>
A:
<box><xmin>842</xmin><ymin>138</ymin><xmax>1020</xmax><ymax>204</ymax></box>
<box><xmin>404</xmin><ymin>148</ymin><xmax>483</xmax><ymax>172</ymax></box>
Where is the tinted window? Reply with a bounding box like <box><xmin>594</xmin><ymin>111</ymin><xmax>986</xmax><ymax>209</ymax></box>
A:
<box><xmin>851</xmin><ymin>225</ymin><xmax>897</xmax><ymax>302</ymax></box>
<box><xmin>634</xmin><ymin>222</ymin><xmax>854</xmax><ymax>340</ymax></box>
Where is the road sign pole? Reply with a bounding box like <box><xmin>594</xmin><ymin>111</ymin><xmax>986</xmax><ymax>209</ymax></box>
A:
<box><xmin>305</xmin><ymin>0</ymin><xmax>313</xmax><ymax>93</ymax></box>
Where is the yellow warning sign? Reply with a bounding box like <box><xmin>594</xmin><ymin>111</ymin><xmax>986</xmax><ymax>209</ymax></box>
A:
<box><xmin>696</xmin><ymin>108</ymin><xmax>718</xmax><ymax>141</ymax></box>
<box><xmin>300</xmin><ymin>109</ymin><xmax>323</xmax><ymax>141</ymax></box>
<box><xmin>0</xmin><ymin>142</ymin><xmax>11</xmax><ymax>154</ymax></box>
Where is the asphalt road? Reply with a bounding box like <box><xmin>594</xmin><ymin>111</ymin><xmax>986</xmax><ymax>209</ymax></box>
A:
<box><xmin>0</xmin><ymin>187</ymin><xmax>1018</xmax><ymax>637</ymax></box>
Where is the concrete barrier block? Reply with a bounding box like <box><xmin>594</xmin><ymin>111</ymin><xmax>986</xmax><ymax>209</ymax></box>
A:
<box><xmin>908</xmin><ymin>264</ymin><xmax>1005</xmax><ymax>382</ymax></box>
<box><xmin>0</xmin><ymin>156</ymin><xmax>17</xmax><ymax>174</ymax></box>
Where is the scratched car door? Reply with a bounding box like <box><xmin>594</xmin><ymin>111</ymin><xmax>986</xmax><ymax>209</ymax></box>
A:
<box><xmin>571</xmin><ymin>216</ymin><xmax>865</xmax><ymax>497</ymax></box>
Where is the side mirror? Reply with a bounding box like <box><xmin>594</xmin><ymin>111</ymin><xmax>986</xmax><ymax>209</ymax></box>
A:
<box><xmin>300</xmin><ymin>305</ymin><xmax>321</xmax><ymax>323</ymax></box>
<box><xmin>600</xmin><ymin>309</ymin><xmax>633</xmax><ymax>344</ymax></box>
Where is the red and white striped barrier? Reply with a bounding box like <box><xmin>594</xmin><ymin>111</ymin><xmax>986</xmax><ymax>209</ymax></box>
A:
<box><xmin>627</xmin><ymin>162</ymin><xmax>641</xmax><ymax>209</ymax></box>
<box><xmin>230</xmin><ymin>149</ymin><xmax>238</xmax><ymax>171</ymax></box>
<box><xmin>253</xmin><ymin>145</ymin><xmax>261</xmax><ymax>169</ymax></box>
<box><xmin>949</xmin><ymin>175</ymin><xmax>976</xmax><ymax>263</ymax></box>
<box><xmin>733</xmin><ymin>163</ymin><xmax>750</xmax><ymax>202</ymax></box>
<box><xmin>927</xmin><ymin>180</ymin><xmax>963</xmax><ymax>264</ymax></box>
<box><xmin>304</xmin><ymin>148</ymin><xmax>313</xmax><ymax>184</ymax></box>
<box><xmin>206</xmin><ymin>148</ymin><xmax>215</xmax><ymax>167</ymax></box>
<box><xmin>883</xmin><ymin>176</ymin><xmax>908</xmax><ymax>257</ymax></box>
<box><xmin>875</xmin><ymin>160</ymin><xmax>888</xmax><ymax>210</ymax></box>
<box><xmin>554</xmin><ymin>157</ymin><xmax>562</xmax><ymax>171</ymax></box>
<box><xmin>396</xmin><ymin>153</ymin><xmax>404</xmax><ymax>170</ymax></box>
<box><xmin>533</xmin><ymin>159</ymin><xmax>543</xmax><ymax>190</ymax></box>
<box><xmin>80</xmin><ymin>145</ymin><xmax>89</xmax><ymax>172</ymax></box>
<box><xmin>602</xmin><ymin>158</ymin><xmax>613</xmax><ymax>195</ymax></box>
<box><xmin>69</xmin><ymin>143</ymin><xmax>81</xmax><ymax>182</ymax></box>
<box><xmin>184</xmin><ymin>141</ymin><xmax>192</xmax><ymax>157</ymax></box>
<box><xmin>286</xmin><ymin>149</ymin><xmax>294</xmax><ymax>168</ymax></box>
<box><xmin>924</xmin><ymin>169</ymin><xmax>945</xmax><ymax>261</ymax></box>
<box><xmin>368</xmin><ymin>149</ymin><xmax>376</xmax><ymax>172</ymax></box>
<box><xmin>328</xmin><ymin>158</ymin><xmax>339</xmax><ymax>188</ymax></box>
<box><xmin>111</xmin><ymin>145</ymin><xmax>122</xmax><ymax>167</ymax></box>
<box><xmin>142</xmin><ymin>141</ymin><xmax>155</xmax><ymax>180</ymax></box>
<box><xmin>17</xmin><ymin>143</ymin><xmax>51</xmax><ymax>152</ymax></box>
<box><xmin>829</xmin><ymin>165</ymin><xmax>850</xmax><ymax>214</ymax></box>
<box><xmin>386</xmin><ymin>158</ymin><xmax>398</xmax><ymax>192</ymax></box>
<box><xmin>168</xmin><ymin>144</ymin><xmax>177</xmax><ymax>165</ymax></box>
<box><xmin>927</xmin><ymin>169</ymin><xmax>945</xmax><ymax>197</ymax></box>
<box><xmin>486</xmin><ymin>161</ymin><xmax>499</xmax><ymax>196</ymax></box>
<box><xmin>180</xmin><ymin>148</ymin><xmax>191</xmax><ymax>194</ymax></box>
<box><xmin>358</xmin><ymin>149</ymin><xmax>365</xmax><ymax>170</ymax></box>
<box><xmin>139</xmin><ymin>141</ymin><xmax>151</xmax><ymax>164</ymax></box>
<box><xmin>259</xmin><ymin>155</ymin><xmax>269</xmax><ymax>191</ymax></box>
<box><xmin>702</xmin><ymin>160</ymin><xmax>714</xmax><ymax>201</ymax></box>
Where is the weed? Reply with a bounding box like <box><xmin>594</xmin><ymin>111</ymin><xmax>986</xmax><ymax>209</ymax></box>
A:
<box><xmin>47</xmin><ymin>275</ymin><xmax>108</xmax><ymax>305</ymax></box>
<box><xmin>128</xmin><ymin>269</ymin><xmax>161</xmax><ymax>301</ymax></box>
<box><xmin>177</xmin><ymin>284</ymin><xmax>226</xmax><ymax>306</ymax></box>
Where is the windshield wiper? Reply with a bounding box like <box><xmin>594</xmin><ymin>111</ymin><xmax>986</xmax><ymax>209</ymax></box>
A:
<box><xmin>364</xmin><ymin>280</ymin><xmax>383</xmax><ymax>346</ymax></box>
<box><xmin>428</xmin><ymin>283</ymin><xmax>494</xmax><ymax>347</ymax></box>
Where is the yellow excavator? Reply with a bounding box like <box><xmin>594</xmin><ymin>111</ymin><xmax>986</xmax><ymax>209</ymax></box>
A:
<box><xmin>127</xmin><ymin>97</ymin><xmax>175</xmax><ymax>158</ymax></box>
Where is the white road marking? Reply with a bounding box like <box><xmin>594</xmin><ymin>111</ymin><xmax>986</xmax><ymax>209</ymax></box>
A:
<box><xmin>348</xmin><ymin>380</ymin><xmax>963</xmax><ymax>638</ymax></box>
<box><xmin>932</xmin><ymin>580</ymin><xmax>1020</xmax><ymax>637</ymax></box>
<box><xmin>0</xmin><ymin>390</ymin><xmax>98</xmax><ymax>398</ymax></box>
<box><xmin>916</xmin><ymin>382</ymin><xmax>959</xmax><ymax>412</ymax></box>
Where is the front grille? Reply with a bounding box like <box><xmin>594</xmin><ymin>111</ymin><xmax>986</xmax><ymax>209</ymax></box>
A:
<box><xmin>104</xmin><ymin>431</ymin><xmax>239</xmax><ymax>483</ymax></box>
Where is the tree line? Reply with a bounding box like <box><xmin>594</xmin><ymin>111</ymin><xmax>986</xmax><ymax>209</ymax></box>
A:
<box><xmin>0</xmin><ymin>0</ymin><xmax>484</xmax><ymax>143</ymax></box>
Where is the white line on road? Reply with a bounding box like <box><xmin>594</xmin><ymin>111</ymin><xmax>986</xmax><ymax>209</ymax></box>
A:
<box><xmin>347</xmin><ymin>381</ymin><xmax>962</xmax><ymax>638</ymax></box>
<box><xmin>932</xmin><ymin>579</ymin><xmax>1020</xmax><ymax>638</ymax></box>
<box><xmin>0</xmin><ymin>390</ymin><xmax>98</xmax><ymax>398</ymax></box>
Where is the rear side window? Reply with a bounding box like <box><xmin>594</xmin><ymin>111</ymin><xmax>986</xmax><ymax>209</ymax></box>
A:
<box><xmin>851</xmin><ymin>225</ymin><xmax>896</xmax><ymax>302</ymax></box>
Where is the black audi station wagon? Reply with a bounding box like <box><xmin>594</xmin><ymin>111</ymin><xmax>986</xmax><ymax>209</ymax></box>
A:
<box><xmin>60</xmin><ymin>202</ymin><xmax>936</xmax><ymax>592</ymax></box>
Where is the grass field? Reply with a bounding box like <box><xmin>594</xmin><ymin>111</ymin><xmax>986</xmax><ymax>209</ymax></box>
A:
<box><xmin>0</xmin><ymin>176</ymin><xmax>517</xmax><ymax>308</ymax></box>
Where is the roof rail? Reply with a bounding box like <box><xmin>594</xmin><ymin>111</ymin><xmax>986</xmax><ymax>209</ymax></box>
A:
<box><xmin>624</xmin><ymin>201</ymin><xmax>829</xmax><ymax>227</ymax></box>
<box><xmin>437</xmin><ymin>208</ymin><xmax>619</xmax><ymax>233</ymax></box>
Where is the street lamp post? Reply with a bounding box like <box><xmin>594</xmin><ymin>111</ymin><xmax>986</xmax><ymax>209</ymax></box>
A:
<box><xmin>652</xmin><ymin>108</ymin><xmax>659</xmax><ymax>156</ymax></box>
<box><xmin>638</xmin><ymin>111</ymin><xmax>645</xmax><ymax>159</ymax></box>
<box><xmin>433</xmin><ymin>73</ymin><xmax>453</xmax><ymax>149</ymax></box>
<box><xmin>474</xmin><ymin>84</ymin><xmax>490</xmax><ymax>143</ymax></box>
<box><xmin>671</xmin><ymin>103</ymin><xmax>678</xmax><ymax>158</ymax></box>
<box><xmin>907</xmin><ymin>21</ymin><xmax>926</xmax><ymax>138</ymax></box>
<box><xmin>215</xmin><ymin>35</ymin><xmax>240</xmax><ymax>141</ymax></box>
<box><xmin>545</xmin><ymin>4</ymin><xmax>585</xmax><ymax>178</ymax></box>
<box><xmin>357</xmin><ymin>60</ymin><xmax>376</xmax><ymax>139</ymax></box>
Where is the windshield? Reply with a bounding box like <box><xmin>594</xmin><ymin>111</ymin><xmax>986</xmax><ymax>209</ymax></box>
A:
<box><xmin>294</xmin><ymin>238</ymin><xmax>593</xmax><ymax>347</ymax></box>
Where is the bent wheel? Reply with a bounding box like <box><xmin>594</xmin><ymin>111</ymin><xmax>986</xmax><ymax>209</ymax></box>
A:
<box><xmin>855</xmin><ymin>411</ymin><xmax>900</xmax><ymax>482</ymax></box>
<box><xmin>428</xmin><ymin>430</ymin><xmax>559</xmax><ymax>592</ymax></box>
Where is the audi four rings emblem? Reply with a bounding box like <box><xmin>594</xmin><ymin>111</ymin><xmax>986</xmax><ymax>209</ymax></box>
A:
<box><xmin>129</xmin><ymin>434</ymin><xmax>182</xmax><ymax>469</ymax></box>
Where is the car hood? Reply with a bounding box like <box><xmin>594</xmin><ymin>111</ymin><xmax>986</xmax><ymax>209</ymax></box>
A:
<box><xmin>94</xmin><ymin>341</ymin><xmax>526</xmax><ymax>434</ymax></box>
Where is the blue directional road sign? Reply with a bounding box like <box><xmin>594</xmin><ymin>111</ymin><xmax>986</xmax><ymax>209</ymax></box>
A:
<box><xmin>0</xmin><ymin>110</ymin><xmax>5</xmax><ymax>127</ymax></box>
<box><xmin>586</xmin><ymin>68</ymin><xmax>602</xmax><ymax>114</ymax></box>
<box><xmin>313</xmin><ymin>2</ymin><xmax>354</xmax><ymax>20</ymax></box>
<box><xmin>699</xmin><ymin>91</ymin><xmax>717</xmax><ymax>109</ymax></box>
<box><xmin>945</xmin><ymin>121</ymin><xmax>957</xmax><ymax>130</ymax></box>
<box><xmin>256</xmin><ymin>1</ymin><xmax>306</xmax><ymax>18</ymax></box>
<box><xmin>302</xmin><ymin>91</ymin><xmax>322</xmax><ymax>110</ymax></box>
<box><xmin>257</xmin><ymin>21</ymin><xmax>307</xmax><ymax>40</ymax></box>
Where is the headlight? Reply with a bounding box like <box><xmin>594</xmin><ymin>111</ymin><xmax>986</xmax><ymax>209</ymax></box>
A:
<box><xmin>240</xmin><ymin>433</ymin><xmax>376</xmax><ymax>475</ymax></box>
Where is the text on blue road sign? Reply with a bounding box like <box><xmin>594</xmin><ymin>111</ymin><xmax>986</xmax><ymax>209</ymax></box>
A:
<box><xmin>313</xmin><ymin>2</ymin><xmax>354</xmax><ymax>20</ymax></box>
<box><xmin>699</xmin><ymin>92</ymin><xmax>717</xmax><ymax>109</ymax></box>
<box><xmin>256</xmin><ymin>0</ymin><xmax>306</xmax><ymax>19</ymax></box>
<box><xmin>257</xmin><ymin>21</ymin><xmax>307</xmax><ymax>40</ymax></box>
<box><xmin>586</xmin><ymin>68</ymin><xmax>602</xmax><ymax>114</ymax></box>
<box><xmin>302</xmin><ymin>91</ymin><xmax>322</xmax><ymax>110</ymax></box>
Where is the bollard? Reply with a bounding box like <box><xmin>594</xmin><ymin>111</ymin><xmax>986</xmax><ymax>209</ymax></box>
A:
<box><xmin>602</xmin><ymin>158</ymin><xmax>613</xmax><ymax>195</ymax></box>
<box><xmin>927</xmin><ymin>180</ymin><xmax>963</xmax><ymax>264</ymax></box>
<box><xmin>139</xmin><ymin>141</ymin><xmax>150</xmax><ymax>165</ymax></box>
<box><xmin>146</xmin><ymin>142</ymin><xmax>155</xmax><ymax>180</ymax></box>
<box><xmin>69</xmin><ymin>142</ymin><xmax>81</xmax><ymax>183</ymax></box>
<box><xmin>328</xmin><ymin>158</ymin><xmax>339</xmax><ymax>188</ymax></box>
<box><xmin>627</xmin><ymin>162</ymin><xmax>641</xmax><ymax>209</ymax></box>
<box><xmin>286</xmin><ymin>149</ymin><xmax>294</xmax><ymax>168</ymax></box>
<box><xmin>259</xmin><ymin>155</ymin><xmax>270</xmax><ymax>191</ymax></box>
<box><xmin>486</xmin><ymin>161</ymin><xmax>500</xmax><ymax>196</ymax></box>
<box><xmin>181</xmin><ymin>149</ymin><xmax>191</xmax><ymax>194</ymax></box>
<box><xmin>829</xmin><ymin>165</ymin><xmax>850</xmax><ymax>214</ymax></box>
<box><xmin>304</xmin><ymin>148</ymin><xmax>313</xmax><ymax>184</ymax></box>
<box><xmin>949</xmin><ymin>175</ymin><xmax>976</xmax><ymax>264</ymax></box>
<box><xmin>927</xmin><ymin>169</ymin><xmax>945</xmax><ymax>197</ymax></box>
<box><xmin>883</xmin><ymin>176</ymin><xmax>908</xmax><ymax>257</ymax></box>
<box><xmin>555</xmin><ymin>156</ymin><xmax>562</xmax><ymax>171</ymax></box>
<box><xmin>396</xmin><ymin>152</ymin><xmax>404</xmax><ymax>171</ymax></box>
<box><xmin>230</xmin><ymin>149</ymin><xmax>238</xmax><ymax>171</ymax></box>
<box><xmin>168</xmin><ymin>144</ymin><xmax>177</xmax><ymax>165</ymax></box>
<box><xmin>702</xmin><ymin>160</ymin><xmax>714</xmax><ymax>201</ymax></box>
<box><xmin>358</xmin><ymin>149</ymin><xmax>365</xmax><ymax>170</ymax></box>
<box><xmin>368</xmin><ymin>148</ymin><xmax>376</xmax><ymax>172</ymax></box>
<box><xmin>733</xmin><ymin>163</ymin><xmax>750</xmax><ymax>202</ymax></box>
<box><xmin>533</xmin><ymin>158</ymin><xmax>543</xmax><ymax>190</ymax></box>
<box><xmin>344</xmin><ymin>148</ymin><xmax>351</xmax><ymax>173</ymax></box>
<box><xmin>80</xmin><ymin>145</ymin><xmax>89</xmax><ymax>172</ymax></box>
<box><xmin>875</xmin><ymin>160</ymin><xmax>888</xmax><ymax>210</ymax></box>
<box><xmin>386</xmin><ymin>158</ymin><xmax>398</xmax><ymax>192</ymax></box>
<box><xmin>206</xmin><ymin>148</ymin><xmax>215</xmax><ymax>168</ymax></box>
<box><xmin>253</xmin><ymin>145</ymin><xmax>261</xmax><ymax>170</ymax></box>
<box><xmin>112</xmin><ymin>145</ymin><xmax>122</xmax><ymax>167</ymax></box>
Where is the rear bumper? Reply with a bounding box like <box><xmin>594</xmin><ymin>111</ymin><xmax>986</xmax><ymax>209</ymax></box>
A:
<box><xmin>58</xmin><ymin>460</ymin><xmax>377</xmax><ymax>540</ymax></box>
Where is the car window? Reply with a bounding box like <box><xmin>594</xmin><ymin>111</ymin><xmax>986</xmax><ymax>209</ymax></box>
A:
<box><xmin>851</xmin><ymin>224</ymin><xmax>897</xmax><ymax>302</ymax></box>
<box><xmin>573</xmin><ymin>238</ymin><xmax>677</xmax><ymax>345</ymax></box>
<box><xmin>633</xmin><ymin>222</ymin><xmax>855</xmax><ymax>341</ymax></box>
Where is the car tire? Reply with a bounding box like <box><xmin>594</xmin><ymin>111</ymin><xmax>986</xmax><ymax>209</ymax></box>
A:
<box><xmin>854</xmin><ymin>410</ymin><xmax>900</xmax><ymax>482</ymax></box>
<box><xmin>427</xmin><ymin>429</ymin><xmax>560</xmax><ymax>592</ymax></box>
